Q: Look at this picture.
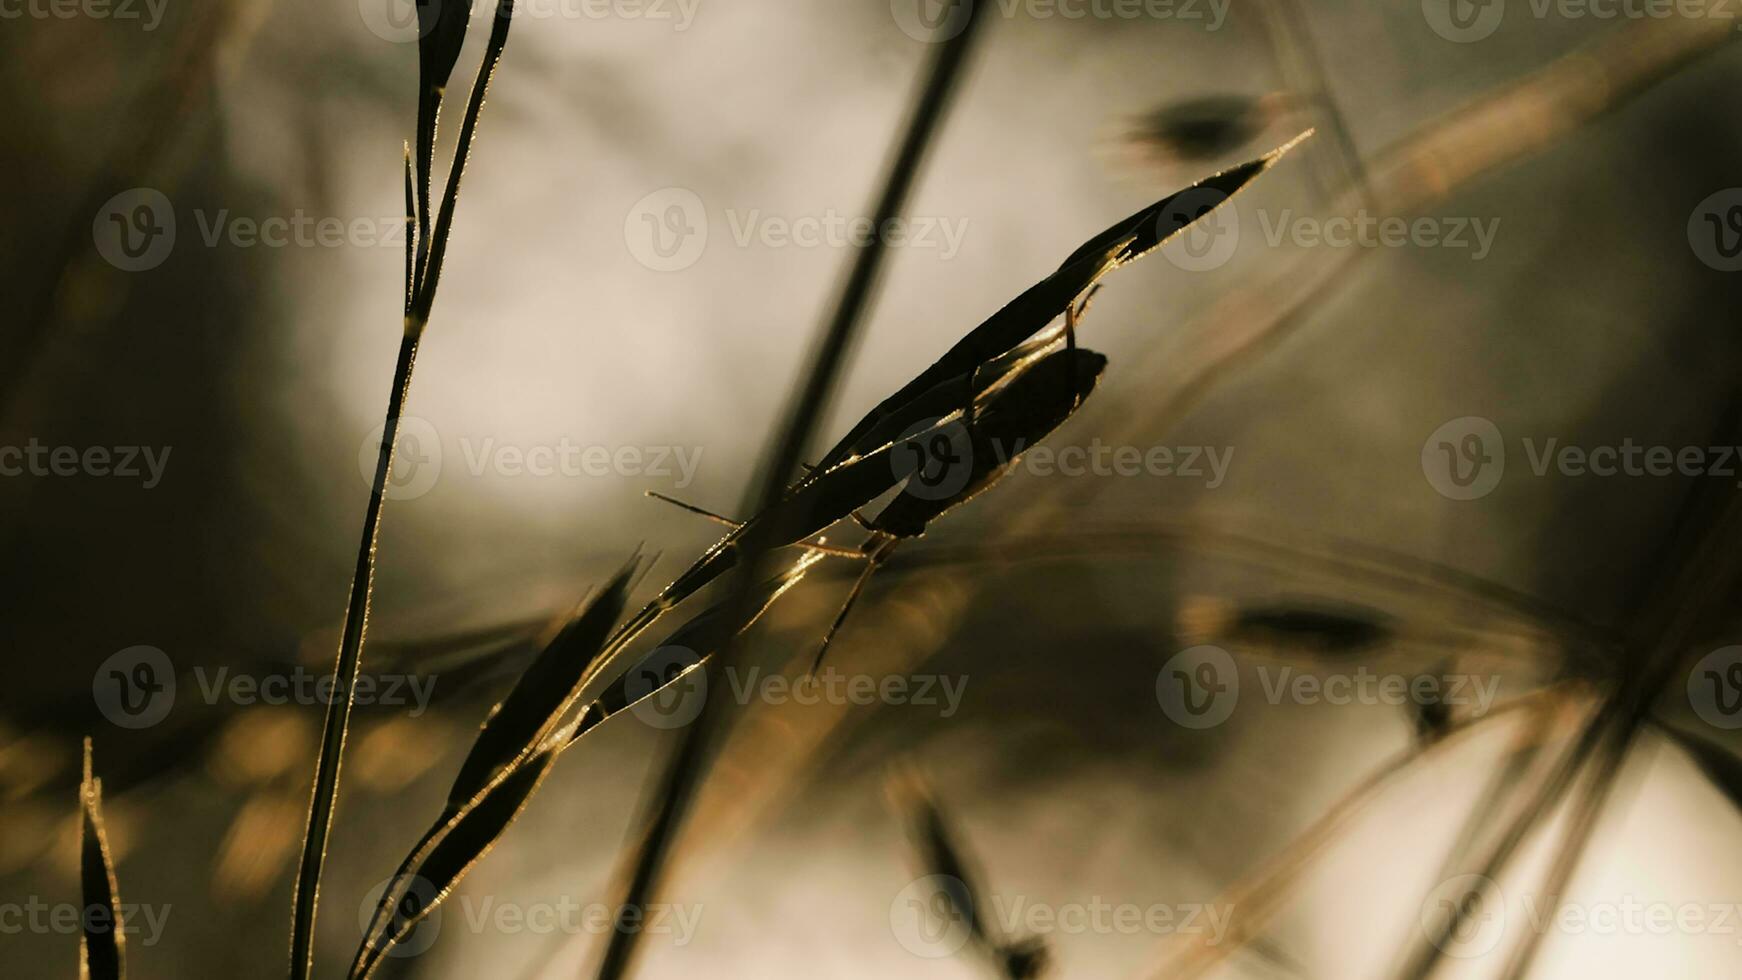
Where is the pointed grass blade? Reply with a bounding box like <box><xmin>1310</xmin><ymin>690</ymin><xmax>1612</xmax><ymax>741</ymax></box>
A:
<box><xmin>79</xmin><ymin>738</ymin><xmax>125</xmax><ymax>980</ymax></box>
<box><xmin>352</xmin><ymin>744</ymin><xmax>560</xmax><ymax>979</ymax></box>
<box><xmin>447</xmin><ymin>555</ymin><xmax>640</xmax><ymax>806</ymax></box>
<box><xmin>814</xmin><ymin>132</ymin><xmax>1311</xmax><ymax>473</ymax></box>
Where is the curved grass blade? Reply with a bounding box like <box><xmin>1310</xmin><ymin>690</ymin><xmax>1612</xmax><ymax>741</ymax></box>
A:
<box><xmin>813</xmin><ymin>132</ymin><xmax>1310</xmax><ymax>474</ymax></box>
<box><xmin>351</xmin><ymin>557</ymin><xmax>815</xmax><ymax>974</ymax></box>
<box><xmin>353</xmin><ymin>743</ymin><xmax>560</xmax><ymax>979</ymax></box>
<box><xmin>79</xmin><ymin>738</ymin><xmax>125</xmax><ymax>980</ymax></box>
<box><xmin>413</xmin><ymin>0</ymin><xmax>474</xmax><ymax>290</ymax></box>
<box><xmin>578</xmin><ymin>556</ymin><xmax>821</xmax><ymax>740</ymax></box>
<box><xmin>1143</xmin><ymin>687</ymin><xmax>1577</xmax><ymax>980</ymax></box>
<box><xmin>352</xmin><ymin>557</ymin><xmax>639</xmax><ymax>974</ymax></box>
<box><xmin>891</xmin><ymin>770</ymin><xmax>1049</xmax><ymax>979</ymax></box>
<box><xmin>411</xmin><ymin>0</ymin><xmax>515</xmax><ymax>327</ymax></box>
<box><xmin>448</xmin><ymin>555</ymin><xmax>641</xmax><ymax>805</ymax></box>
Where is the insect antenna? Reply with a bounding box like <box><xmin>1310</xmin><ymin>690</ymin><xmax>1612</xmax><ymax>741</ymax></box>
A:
<box><xmin>643</xmin><ymin>490</ymin><xmax>741</xmax><ymax>528</ymax></box>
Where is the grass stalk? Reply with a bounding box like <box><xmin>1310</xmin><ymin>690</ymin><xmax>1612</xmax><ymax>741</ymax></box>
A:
<box><xmin>593</xmin><ymin>6</ymin><xmax>990</xmax><ymax>977</ymax></box>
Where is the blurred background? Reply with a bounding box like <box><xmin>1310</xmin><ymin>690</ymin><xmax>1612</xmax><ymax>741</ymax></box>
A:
<box><xmin>2</xmin><ymin>0</ymin><xmax>1740</xmax><ymax>976</ymax></box>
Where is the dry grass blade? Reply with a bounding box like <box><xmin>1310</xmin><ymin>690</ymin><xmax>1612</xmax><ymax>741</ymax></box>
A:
<box><xmin>448</xmin><ymin>555</ymin><xmax>641</xmax><ymax>806</ymax></box>
<box><xmin>79</xmin><ymin>738</ymin><xmax>125</xmax><ymax>980</ymax></box>
<box><xmin>353</xmin><ymin>555</ymin><xmax>820</xmax><ymax>978</ymax></box>
<box><xmin>1394</xmin><ymin>403</ymin><xmax>1742</xmax><ymax>980</ymax></box>
<box><xmin>1143</xmin><ymin>687</ymin><xmax>1579</xmax><ymax>980</ymax></box>
<box><xmin>411</xmin><ymin>0</ymin><xmax>515</xmax><ymax>327</ymax></box>
<box><xmin>403</xmin><ymin>142</ymin><xmax>417</xmax><ymax>317</ymax></box>
<box><xmin>814</xmin><ymin>132</ymin><xmax>1310</xmax><ymax>475</ymax></box>
<box><xmin>1496</xmin><ymin>723</ymin><xmax>1644</xmax><ymax>980</ymax></box>
<box><xmin>413</xmin><ymin>0</ymin><xmax>474</xmax><ymax>291</ymax></box>
<box><xmin>582</xmin><ymin>559</ymin><xmax>819</xmax><ymax>734</ymax></box>
<box><xmin>891</xmin><ymin>770</ymin><xmax>1048</xmax><ymax>980</ymax></box>
<box><xmin>1653</xmin><ymin>720</ymin><xmax>1742</xmax><ymax>818</ymax></box>
<box><xmin>352</xmin><ymin>743</ymin><xmax>561</xmax><ymax>979</ymax></box>
<box><xmin>353</xmin><ymin>558</ymin><xmax>639</xmax><ymax>970</ymax></box>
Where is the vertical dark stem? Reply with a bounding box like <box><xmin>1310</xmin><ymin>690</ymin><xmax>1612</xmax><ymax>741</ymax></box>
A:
<box><xmin>592</xmin><ymin>5</ymin><xmax>989</xmax><ymax>978</ymax></box>
<box><xmin>289</xmin><ymin>329</ymin><xmax>421</xmax><ymax>980</ymax></box>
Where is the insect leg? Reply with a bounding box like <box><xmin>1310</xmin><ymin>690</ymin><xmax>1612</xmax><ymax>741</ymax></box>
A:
<box><xmin>808</xmin><ymin>536</ymin><xmax>898</xmax><ymax>677</ymax></box>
